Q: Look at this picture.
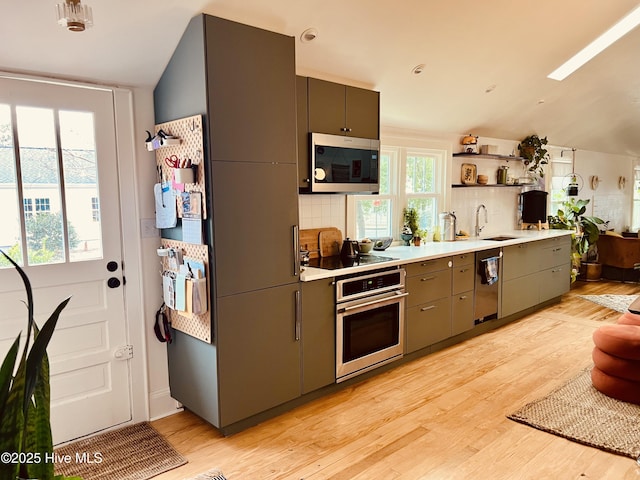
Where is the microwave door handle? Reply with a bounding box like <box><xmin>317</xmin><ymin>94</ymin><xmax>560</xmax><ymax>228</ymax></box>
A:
<box><xmin>341</xmin><ymin>292</ymin><xmax>409</xmax><ymax>312</ymax></box>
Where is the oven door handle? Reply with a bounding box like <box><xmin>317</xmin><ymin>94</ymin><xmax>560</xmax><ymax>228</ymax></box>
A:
<box><xmin>341</xmin><ymin>292</ymin><xmax>409</xmax><ymax>312</ymax></box>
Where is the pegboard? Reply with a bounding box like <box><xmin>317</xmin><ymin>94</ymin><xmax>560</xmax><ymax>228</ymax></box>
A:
<box><xmin>155</xmin><ymin>114</ymin><xmax>207</xmax><ymax>219</ymax></box>
<box><xmin>161</xmin><ymin>238</ymin><xmax>212</xmax><ymax>343</ymax></box>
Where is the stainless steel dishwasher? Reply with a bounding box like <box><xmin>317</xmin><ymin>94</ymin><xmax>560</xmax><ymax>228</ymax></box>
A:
<box><xmin>475</xmin><ymin>248</ymin><xmax>501</xmax><ymax>323</ymax></box>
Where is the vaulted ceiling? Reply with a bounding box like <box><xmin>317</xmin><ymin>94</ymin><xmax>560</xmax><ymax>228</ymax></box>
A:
<box><xmin>3</xmin><ymin>0</ymin><xmax>640</xmax><ymax>157</ymax></box>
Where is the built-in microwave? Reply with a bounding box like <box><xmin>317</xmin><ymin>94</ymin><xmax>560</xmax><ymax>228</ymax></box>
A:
<box><xmin>309</xmin><ymin>133</ymin><xmax>380</xmax><ymax>194</ymax></box>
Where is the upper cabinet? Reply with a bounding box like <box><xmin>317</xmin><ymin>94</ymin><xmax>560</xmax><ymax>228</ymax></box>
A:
<box><xmin>307</xmin><ymin>77</ymin><xmax>380</xmax><ymax>139</ymax></box>
<box><xmin>206</xmin><ymin>16</ymin><xmax>297</xmax><ymax>164</ymax></box>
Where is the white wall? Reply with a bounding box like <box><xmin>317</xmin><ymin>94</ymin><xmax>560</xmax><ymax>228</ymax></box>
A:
<box><xmin>298</xmin><ymin>130</ymin><xmax>636</xmax><ymax>238</ymax></box>
<box><xmin>130</xmin><ymin>88</ymin><xmax>177</xmax><ymax>420</ymax></box>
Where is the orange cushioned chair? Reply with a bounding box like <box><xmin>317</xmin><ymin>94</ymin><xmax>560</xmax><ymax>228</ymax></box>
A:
<box><xmin>591</xmin><ymin>309</ymin><xmax>640</xmax><ymax>405</ymax></box>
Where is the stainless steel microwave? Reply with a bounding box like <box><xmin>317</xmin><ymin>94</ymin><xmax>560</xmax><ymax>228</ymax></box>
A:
<box><xmin>309</xmin><ymin>133</ymin><xmax>380</xmax><ymax>193</ymax></box>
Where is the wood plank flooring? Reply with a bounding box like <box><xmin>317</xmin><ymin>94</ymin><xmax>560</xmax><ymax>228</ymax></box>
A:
<box><xmin>152</xmin><ymin>280</ymin><xmax>640</xmax><ymax>480</ymax></box>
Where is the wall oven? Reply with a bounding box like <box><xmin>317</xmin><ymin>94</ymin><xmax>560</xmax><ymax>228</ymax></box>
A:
<box><xmin>336</xmin><ymin>268</ymin><xmax>407</xmax><ymax>382</ymax></box>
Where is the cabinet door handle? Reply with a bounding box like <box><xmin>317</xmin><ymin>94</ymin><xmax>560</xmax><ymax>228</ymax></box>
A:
<box><xmin>294</xmin><ymin>289</ymin><xmax>301</xmax><ymax>341</ymax></box>
<box><xmin>459</xmin><ymin>295</ymin><xmax>468</xmax><ymax>300</ymax></box>
<box><xmin>420</xmin><ymin>305</ymin><xmax>436</xmax><ymax>312</ymax></box>
<box><xmin>340</xmin><ymin>127</ymin><xmax>348</xmax><ymax>132</ymax></box>
<box><xmin>420</xmin><ymin>276</ymin><xmax>436</xmax><ymax>281</ymax></box>
<box><xmin>459</xmin><ymin>268</ymin><xmax>469</xmax><ymax>273</ymax></box>
<box><xmin>551</xmin><ymin>267</ymin><xmax>563</xmax><ymax>273</ymax></box>
<box><xmin>292</xmin><ymin>225</ymin><xmax>300</xmax><ymax>276</ymax></box>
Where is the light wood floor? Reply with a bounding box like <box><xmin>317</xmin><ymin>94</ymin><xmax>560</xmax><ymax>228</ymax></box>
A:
<box><xmin>153</xmin><ymin>280</ymin><xmax>640</xmax><ymax>480</ymax></box>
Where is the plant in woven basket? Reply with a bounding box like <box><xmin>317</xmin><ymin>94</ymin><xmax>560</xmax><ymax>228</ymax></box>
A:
<box><xmin>0</xmin><ymin>251</ymin><xmax>81</xmax><ymax>480</ymax></box>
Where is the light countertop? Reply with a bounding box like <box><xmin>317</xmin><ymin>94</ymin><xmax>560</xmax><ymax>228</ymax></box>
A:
<box><xmin>299</xmin><ymin>229</ymin><xmax>574</xmax><ymax>281</ymax></box>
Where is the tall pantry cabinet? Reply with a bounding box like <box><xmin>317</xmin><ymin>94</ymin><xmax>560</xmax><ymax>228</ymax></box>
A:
<box><xmin>154</xmin><ymin>14</ymin><xmax>300</xmax><ymax>433</ymax></box>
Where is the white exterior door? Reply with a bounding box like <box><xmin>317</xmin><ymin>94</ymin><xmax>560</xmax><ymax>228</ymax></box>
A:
<box><xmin>0</xmin><ymin>77</ymin><xmax>131</xmax><ymax>444</ymax></box>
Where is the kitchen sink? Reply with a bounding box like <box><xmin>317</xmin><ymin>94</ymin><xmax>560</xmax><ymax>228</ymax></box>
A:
<box><xmin>482</xmin><ymin>235</ymin><xmax>519</xmax><ymax>241</ymax></box>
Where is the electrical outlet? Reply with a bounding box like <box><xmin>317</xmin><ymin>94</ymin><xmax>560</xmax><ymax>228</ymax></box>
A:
<box><xmin>141</xmin><ymin>218</ymin><xmax>159</xmax><ymax>238</ymax></box>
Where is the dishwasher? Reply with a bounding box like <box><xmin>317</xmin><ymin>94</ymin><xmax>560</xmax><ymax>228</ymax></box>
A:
<box><xmin>474</xmin><ymin>248</ymin><xmax>501</xmax><ymax>323</ymax></box>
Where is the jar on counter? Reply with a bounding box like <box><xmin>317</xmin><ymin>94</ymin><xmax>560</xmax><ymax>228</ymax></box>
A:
<box><xmin>497</xmin><ymin>166</ymin><xmax>509</xmax><ymax>184</ymax></box>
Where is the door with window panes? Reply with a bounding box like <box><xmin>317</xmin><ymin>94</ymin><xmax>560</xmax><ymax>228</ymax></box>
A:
<box><xmin>0</xmin><ymin>77</ymin><xmax>131</xmax><ymax>444</ymax></box>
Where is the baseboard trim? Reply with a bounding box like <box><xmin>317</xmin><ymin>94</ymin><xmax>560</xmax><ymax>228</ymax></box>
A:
<box><xmin>149</xmin><ymin>388</ymin><xmax>183</xmax><ymax>421</ymax></box>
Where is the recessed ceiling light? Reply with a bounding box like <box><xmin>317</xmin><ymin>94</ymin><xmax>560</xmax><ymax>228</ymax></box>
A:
<box><xmin>300</xmin><ymin>28</ymin><xmax>318</xmax><ymax>43</ymax></box>
<box><xmin>412</xmin><ymin>64</ymin><xmax>426</xmax><ymax>75</ymax></box>
<box><xmin>537</xmin><ymin>99</ymin><xmax>545</xmax><ymax>104</ymax></box>
<box><xmin>548</xmin><ymin>4</ymin><xmax>640</xmax><ymax>81</ymax></box>
<box><xmin>485</xmin><ymin>84</ymin><xmax>497</xmax><ymax>93</ymax></box>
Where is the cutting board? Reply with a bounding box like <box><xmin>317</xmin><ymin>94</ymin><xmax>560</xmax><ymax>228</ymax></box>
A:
<box><xmin>319</xmin><ymin>228</ymin><xmax>343</xmax><ymax>257</ymax></box>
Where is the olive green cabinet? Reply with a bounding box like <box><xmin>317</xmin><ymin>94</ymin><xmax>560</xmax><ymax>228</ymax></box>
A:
<box><xmin>217</xmin><ymin>284</ymin><xmax>301</xmax><ymax>426</ymax></box>
<box><xmin>501</xmin><ymin>237</ymin><xmax>571</xmax><ymax>317</ymax></box>
<box><xmin>451</xmin><ymin>253</ymin><xmax>476</xmax><ymax>336</ymax></box>
<box><xmin>301</xmin><ymin>278</ymin><xmax>336</xmax><ymax>393</ymax></box>
<box><xmin>307</xmin><ymin>77</ymin><xmax>380</xmax><ymax>139</ymax></box>
<box><xmin>405</xmin><ymin>257</ymin><xmax>452</xmax><ymax>353</ymax></box>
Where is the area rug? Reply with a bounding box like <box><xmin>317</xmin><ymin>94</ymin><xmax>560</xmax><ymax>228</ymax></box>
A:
<box><xmin>508</xmin><ymin>368</ymin><xmax>640</xmax><ymax>460</ymax></box>
<box><xmin>54</xmin><ymin>422</ymin><xmax>187</xmax><ymax>480</ymax></box>
<box><xmin>184</xmin><ymin>469</ymin><xmax>227</xmax><ymax>479</ymax></box>
<box><xmin>578</xmin><ymin>294</ymin><xmax>638</xmax><ymax>313</ymax></box>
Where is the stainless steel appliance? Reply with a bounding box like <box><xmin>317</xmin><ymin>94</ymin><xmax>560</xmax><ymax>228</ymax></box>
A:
<box><xmin>336</xmin><ymin>268</ymin><xmax>407</xmax><ymax>382</ymax></box>
<box><xmin>310</xmin><ymin>133</ymin><xmax>380</xmax><ymax>193</ymax></box>
<box><xmin>474</xmin><ymin>248</ymin><xmax>501</xmax><ymax>323</ymax></box>
<box><xmin>439</xmin><ymin>211</ymin><xmax>457</xmax><ymax>241</ymax></box>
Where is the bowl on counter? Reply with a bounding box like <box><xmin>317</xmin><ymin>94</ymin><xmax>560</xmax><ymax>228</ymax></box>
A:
<box><xmin>358</xmin><ymin>241</ymin><xmax>374</xmax><ymax>254</ymax></box>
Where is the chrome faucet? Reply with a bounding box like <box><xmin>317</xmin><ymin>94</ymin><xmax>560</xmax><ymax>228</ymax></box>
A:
<box><xmin>475</xmin><ymin>204</ymin><xmax>488</xmax><ymax>237</ymax></box>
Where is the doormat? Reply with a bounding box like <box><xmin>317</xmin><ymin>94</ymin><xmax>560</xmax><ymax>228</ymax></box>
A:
<box><xmin>578</xmin><ymin>294</ymin><xmax>638</xmax><ymax>313</ymax></box>
<box><xmin>184</xmin><ymin>469</ymin><xmax>227</xmax><ymax>480</ymax></box>
<box><xmin>507</xmin><ymin>368</ymin><xmax>640</xmax><ymax>461</ymax></box>
<box><xmin>54</xmin><ymin>422</ymin><xmax>187</xmax><ymax>480</ymax></box>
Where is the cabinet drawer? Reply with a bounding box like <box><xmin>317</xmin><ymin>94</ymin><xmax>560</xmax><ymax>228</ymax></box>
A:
<box><xmin>452</xmin><ymin>253</ymin><xmax>474</xmax><ymax>267</ymax></box>
<box><xmin>502</xmin><ymin>242</ymin><xmax>539</xmax><ymax>280</ymax></box>
<box><xmin>501</xmin><ymin>275</ymin><xmax>539</xmax><ymax>317</ymax></box>
<box><xmin>539</xmin><ymin>237</ymin><xmax>571</xmax><ymax>271</ymax></box>
<box><xmin>406</xmin><ymin>269</ymin><xmax>451</xmax><ymax>307</ymax></box>
<box><xmin>452</xmin><ymin>290</ymin><xmax>474</xmax><ymax>336</ymax></box>
<box><xmin>405</xmin><ymin>257</ymin><xmax>451</xmax><ymax>277</ymax></box>
<box><xmin>406</xmin><ymin>297</ymin><xmax>451</xmax><ymax>353</ymax></box>
<box><xmin>452</xmin><ymin>264</ymin><xmax>475</xmax><ymax>294</ymax></box>
<box><xmin>538</xmin><ymin>264</ymin><xmax>570</xmax><ymax>302</ymax></box>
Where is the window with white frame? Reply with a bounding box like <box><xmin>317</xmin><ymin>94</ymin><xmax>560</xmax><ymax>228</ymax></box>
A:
<box><xmin>348</xmin><ymin>145</ymin><xmax>446</xmax><ymax>240</ymax></box>
<box><xmin>548</xmin><ymin>154</ymin><xmax>573</xmax><ymax>215</ymax></box>
<box><xmin>632</xmin><ymin>161</ymin><xmax>640</xmax><ymax>231</ymax></box>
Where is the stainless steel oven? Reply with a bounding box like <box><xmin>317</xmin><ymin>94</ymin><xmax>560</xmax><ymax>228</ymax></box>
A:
<box><xmin>336</xmin><ymin>268</ymin><xmax>407</xmax><ymax>382</ymax></box>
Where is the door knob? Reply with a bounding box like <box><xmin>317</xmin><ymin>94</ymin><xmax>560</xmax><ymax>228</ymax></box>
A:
<box><xmin>107</xmin><ymin>277</ymin><xmax>121</xmax><ymax>289</ymax></box>
<box><xmin>107</xmin><ymin>261</ymin><xmax>119</xmax><ymax>272</ymax></box>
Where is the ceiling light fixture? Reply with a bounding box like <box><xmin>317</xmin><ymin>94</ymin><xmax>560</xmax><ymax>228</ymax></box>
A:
<box><xmin>300</xmin><ymin>28</ymin><xmax>318</xmax><ymax>43</ymax></box>
<box><xmin>547</xmin><ymin>4</ymin><xmax>640</xmax><ymax>81</ymax></box>
<box><xmin>412</xmin><ymin>64</ymin><xmax>426</xmax><ymax>75</ymax></box>
<box><xmin>56</xmin><ymin>0</ymin><xmax>93</xmax><ymax>32</ymax></box>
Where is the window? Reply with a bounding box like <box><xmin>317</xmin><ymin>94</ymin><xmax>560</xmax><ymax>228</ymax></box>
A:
<box><xmin>632</xmin><ymin>161</ymin><xmax>640</xmax><ymax>231</ymax></box>
<box><xmin>0</xmin><ymin>103</ymin><xmax>102</xmax><ymax>266</ymax></box>
<box><xmin>35</xmin><ymin>197</ymin><xmax>51</xmax><ymax>212</ymax></box>
<box><xmin>348</xmin><ymin>144</ymin><xmax>446</xmax><ymax>240</ymax></box>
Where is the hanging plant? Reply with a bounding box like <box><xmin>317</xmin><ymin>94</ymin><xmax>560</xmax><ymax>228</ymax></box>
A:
<box><xmin>518</xmin><ymin>134</ymin><xmax>549</xmax><ymax>178</ymax></box>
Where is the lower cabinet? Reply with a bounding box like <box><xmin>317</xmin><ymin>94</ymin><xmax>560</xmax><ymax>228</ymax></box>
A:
<box><xmin>217</xmin><ymin>283</ymin><xmax>301</xmax><ymax>426</ymax></box>
<box><xmin>501</xmin><ymin>236</ymin><xmax>571</xmax><ymax>317</ymax></box>
<box><xmin>406</xmin><ymin>297</ymin><xmax>452</xmax><ymax>352</ymax></box>
<box><xmin>451</xmin><ymin>253</ymin><xmax>475</xmax><ymax>336</ymax></box>
<box><xmin>405</xmin><ymin>258</ymin><xmax>452</xmax><ymax>353</ymax></box>
<box><xmin>301</xmin><ymin>278</ymin><xmax>336</xmax><ymax>393</ymax></box>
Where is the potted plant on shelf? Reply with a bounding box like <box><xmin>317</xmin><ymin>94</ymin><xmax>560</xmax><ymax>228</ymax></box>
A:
<box><xmin>547</xmin><ymin>198</ymin><xmax>605</xmax><ymax>282</ymax></box>
<box><xmin>518</xmin><ymin>134</ymin><xmax>549</xmax><ymax>180</ymax></box>
<box><xmin>402</xmin><ymin>207</ymin><xmax>419</xmax><ymax>246</ymax></box>
<box><xmin>0</xmin><ymin>251</ymin><xmax>81</xmax><ymax>480</ymax></box>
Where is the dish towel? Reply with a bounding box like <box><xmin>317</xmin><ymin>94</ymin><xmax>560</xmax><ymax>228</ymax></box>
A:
<box><xmin>481</xmin><ymin>256</ymin><xmax>499</xmax><ymax>285</ymax></box>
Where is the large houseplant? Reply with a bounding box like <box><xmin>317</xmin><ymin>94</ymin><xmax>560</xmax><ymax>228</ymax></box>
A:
<box><xmin>548</xmin><ymin>198</ymin><xmax>605</xmax><ymax>281</ymax></box>
<box><xmin>0</xmin><ymin>251</ymin><xmax>80</xmax><ymax>480</ymax></box>
<box><xmin>518</xmin><ymin>134</ymin><xmax>549</xmax><ymax>179</ymax></box>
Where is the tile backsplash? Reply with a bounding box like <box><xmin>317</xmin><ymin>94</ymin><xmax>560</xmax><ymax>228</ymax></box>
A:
<box><xmin>299</xmin><ymin>195</ymin><xmax>346</xmax><ymax>233</ymax></box>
